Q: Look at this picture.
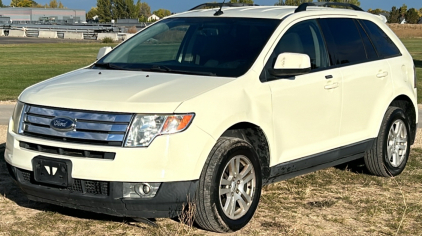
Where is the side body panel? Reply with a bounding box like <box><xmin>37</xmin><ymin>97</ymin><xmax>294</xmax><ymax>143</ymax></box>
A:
<box><xmin>339</xmin><ymin>60</ymin><xmax>393</xmax><ymax>145</ymax></box>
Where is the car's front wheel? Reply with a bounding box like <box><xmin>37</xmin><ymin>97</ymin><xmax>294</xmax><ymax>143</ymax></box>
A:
<box><xmin>195</xmin><ymin>137</ymin><xmax>262</xmax><ymax>233</ymax></box>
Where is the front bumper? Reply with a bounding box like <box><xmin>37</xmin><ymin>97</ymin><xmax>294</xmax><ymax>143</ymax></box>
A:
<box><xmin>4</xmin><ymin>118</ymin><xmax>215</xmax><ymax>182</ymax></box>
<box><xmin>7</xmin><ymin>162</ymin><xmax>198</xmax><ymax>218</ymax></box>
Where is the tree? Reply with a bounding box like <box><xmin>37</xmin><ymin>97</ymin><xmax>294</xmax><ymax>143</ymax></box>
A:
<box><xmin>49</xmin><ymin>0</ymin><xmax>58</xmax><ymax>8</ymax></box>
<box><xmin>230</xmin><ymin>0</ymin><xmax>254</xmax><ymax>3</ymax></box>
<box><xmin>275</xmin><ymin>0</ymin><xmax>359</xmax><ymax>7</ymax></box>
<box><xmin>97</xmin><ymin>0</ymin><xmax>113</xmax><ymax>23</ymax></box>
<box><xmin>405</xmin><ymin>8</ymin><xmax>420</xmax><ymax>24</ymax></box>
<box><xmin>153</xmin><ymin>9</ymin><xmax>171</xmax><ymax>18</ymax></box>
<box><xmin>17</xmin><ymin>0</ymin><xmax>33</xmax><ymax>7</ymax></box>
<box><xmin>275</xmin><ymin>0</ymin><xmax>312</xmax><ymax>6</ymax></box>
<box><xmin>87</xmin><ymin>7</ymin><xmax>98</xmax><ymax>20</ymax></box>
<box><xmin>0</xmin><ymin>0</ymin><xmax>3</xmax><ymax>7</ymax></box>
<box><xmin>399</xmin><ymin>4</ymin><xmax>407</xmax><ymax>16</ymax></box>
<box><xmin>368</xmin><ymin>8</ymin><xmax>388</xmax><ymax>15</ymax></box>
<box><xmin>418</xmin><ymin>8</ymin><xmax>422</xmax><ymax>17</ymax></box>
<box><xmin>138</xmin><ymin>1</ymin><xmax>151</xmax><ymax>18</ymax></box>
<box><xmin>388</xmin><ymin>6</ymin><xmax>400</xmax><ymax>23</ymax></box>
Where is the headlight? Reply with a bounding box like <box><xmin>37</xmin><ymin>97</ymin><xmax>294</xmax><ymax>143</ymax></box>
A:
<box><xmin>12</xmin><ymin>101</ymin><xmax>25</xmax><ymax>133</ymax></box>
<box><xmin>125</xmin><ymin>114</ymin><xmax>194</xmax><ymax>147</ymax></box>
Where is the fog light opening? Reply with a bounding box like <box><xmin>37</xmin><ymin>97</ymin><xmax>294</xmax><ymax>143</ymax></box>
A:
<box><xmin>123</xmin><ymin>182</ymin><xmax>161</xmax><ymax>199</ymax></box>
<box><xmin>135</xmin><ymin>183</ymin><xmax>152</xmax><ymax>196</ymax></box>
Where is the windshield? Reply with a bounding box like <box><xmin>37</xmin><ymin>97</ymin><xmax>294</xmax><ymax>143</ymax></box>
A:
<box><xmin>96</xmin><ymin>17</ymin><xmax>280</xmax><ymax>77</ymax></box>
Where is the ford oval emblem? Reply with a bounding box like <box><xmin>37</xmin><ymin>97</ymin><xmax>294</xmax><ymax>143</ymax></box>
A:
<box><xmin>50</xmin><ymin>117</ymin><xmax>76</xmax><ymax>132</ymax></box>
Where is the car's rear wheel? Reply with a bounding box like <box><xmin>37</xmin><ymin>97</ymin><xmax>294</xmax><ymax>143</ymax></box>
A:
<box><xmin>195</xmin><ymin>137</ymin><xmax>262</xmax><ymax>233</ymax></box>
<box><xmin>364</xmin><ymin>106</ymin><xmax>410</xmax><ymax>177</ymax></box>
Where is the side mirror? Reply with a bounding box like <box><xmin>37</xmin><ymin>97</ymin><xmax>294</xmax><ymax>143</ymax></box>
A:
<box><xmin>269</xmin><ymin>53</ymin><xmax>311</xmax><ymax>77</ymax></box>
<box><xmin>97</xmin><ymin>47</ymin><xmax>112</xmax><ymax>60</ymax></box>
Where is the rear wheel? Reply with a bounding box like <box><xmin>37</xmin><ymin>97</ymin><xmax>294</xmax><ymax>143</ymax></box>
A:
<box><xmin>364</xmin><ymin>107</ymin><xmax>410</xmax><ymax>177</ymax></box>
<box><xmin>195</xmin><ymin>137</ymin><xmax>262</xmax><ymax>233</ymax></box>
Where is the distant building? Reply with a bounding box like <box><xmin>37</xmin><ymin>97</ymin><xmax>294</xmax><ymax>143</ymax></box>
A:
<box><xmin>148</xmin><ymin>14</ymin><xmax>160</xmax><ymax>22</ymax></box>
<box><xmin>399</xmin><ymin>16</ymin><xmax>406</xmax><ymax>24</ymax></box>
<box><xmin>0</xmin><ymin>8</ymin><xmax>86</xmax><ymax>23</ymax></box>
<box><xmin>0</xmin><ymin>16</ymin><xmax>11</xmax><ymax>23</ymax></box>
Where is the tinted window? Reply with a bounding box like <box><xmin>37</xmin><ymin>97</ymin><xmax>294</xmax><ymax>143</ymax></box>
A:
<box><xmin>356</xmin><ymin>21</ymin><xmax>378</xmax><ymax>60</ymax></box>
<box><xmin>319</xmin><ymin>18</ymin><xmax>367</xmax><ymax>65</ymax></box>
<box><xmin>275</xmin><ymin>20</ymin><xmax>329</xmax><ymax>70</ymax></box>
<box><xmin>99</xmin><ymin>17</ymin><xmax>280</xmax><ymax>77</ymax></box>
<box><xmin>261</xmin><ymin>20</ymin><xmax>329</xmax><ymax>81</ymax></box>
<box><xmin>360</xmin><ymin>20</ymin><xmax>401</xmax><ymax>58</ymax></box>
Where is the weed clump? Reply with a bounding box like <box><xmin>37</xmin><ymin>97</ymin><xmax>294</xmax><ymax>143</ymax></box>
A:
<box><xmin>101</xmin><ymin>37</ymin><xmax>114</xmax><ymax>43</ymax></box>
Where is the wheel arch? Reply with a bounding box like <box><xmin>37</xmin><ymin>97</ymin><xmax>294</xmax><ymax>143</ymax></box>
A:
<box><xmin>220</xmin><ymin>122</ymin><xmax>271</xmax><ymax>184</ymax></box>
<box><xmin>389</xmin><ymin>95</ymin><xmax>417</xmax><ymax>144</ymax></box>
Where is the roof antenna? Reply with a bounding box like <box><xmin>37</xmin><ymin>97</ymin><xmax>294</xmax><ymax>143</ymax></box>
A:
<box><xmin>214</xmin><ymin>0</ymin><xmax>226</xmax><ymax>16</ymax></box>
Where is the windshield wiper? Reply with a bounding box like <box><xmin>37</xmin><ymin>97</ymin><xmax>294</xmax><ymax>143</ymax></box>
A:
<box><xmin>141</xmin><ymin>65</ymin><xmax>216</xmax><ymax>76</ymax></box>
<box><xmin>93</xmin><ymin>62</ymin><xmax>126</xmax><ymax>70</ymax></box>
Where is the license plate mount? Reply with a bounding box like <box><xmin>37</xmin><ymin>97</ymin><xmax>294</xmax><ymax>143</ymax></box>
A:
<box><xmin>32</xmin><ymin>156</ymin><xmax>73</xmax><ymax>187</ymax></box>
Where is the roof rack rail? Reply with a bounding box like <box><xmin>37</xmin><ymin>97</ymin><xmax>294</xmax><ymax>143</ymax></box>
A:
<box><xmin>189</xmin><ymin>3</ymin><xmax>259</xmax><ymax>11</ymax></box>
<box><xmin>295</xmin><ymin>2</ymin><xmax>363</xmax><ymax>13</ymax></box>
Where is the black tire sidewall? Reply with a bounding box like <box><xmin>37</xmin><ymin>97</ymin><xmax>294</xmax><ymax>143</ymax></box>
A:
<box><xmin>381</xmin><ymin>109</ymin><xmax>411</xmax><ymax>176</ymax></box>
<box><xmin>210</xmin><ymin>141</ymin><xmax>262</xmax><ymax>231</ymax></box>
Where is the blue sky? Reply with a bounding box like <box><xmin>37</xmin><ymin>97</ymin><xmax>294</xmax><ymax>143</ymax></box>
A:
<box><xmin>6</xmin><ymin>0</ymin><xmax>422</xmax><ymax>12</ymax></box>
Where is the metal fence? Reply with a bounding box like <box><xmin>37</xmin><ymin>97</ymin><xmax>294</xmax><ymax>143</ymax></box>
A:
<box><xmin>0</xmin><ymin>23</ymin><xmax>147</xmax><ymax>40</ymax></box>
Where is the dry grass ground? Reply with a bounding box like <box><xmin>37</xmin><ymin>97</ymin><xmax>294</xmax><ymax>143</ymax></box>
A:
<box><xmin>1</xmin><ymin>125</ymin><xmax>421</xmax><ymax>235</ymax></box>
<box><xmin>388</xmin><ymin>24</ymin><xmax>422</xmax><ymax>38</ymax></box>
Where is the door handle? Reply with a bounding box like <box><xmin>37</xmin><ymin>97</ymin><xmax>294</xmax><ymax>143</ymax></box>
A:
<box><xmin>377</xmin><ymin>71</ymin><xmax>389</xmax><ymax>78</ymax></box>
<box><xmin>324</xmin><ymin>82</ymin><xmax>339</xmax><ymax>90</ymax></box>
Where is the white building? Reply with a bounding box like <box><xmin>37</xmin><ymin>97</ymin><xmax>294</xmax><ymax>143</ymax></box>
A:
<box><xmin>148</xmin><ymin>14</ymin><xmax>160</xmax><ymax>22</ymax></box>
<box><xmin>0</xmin><ymin>8</ymin><xmax>86</xmax><ymax>23</ymax></box>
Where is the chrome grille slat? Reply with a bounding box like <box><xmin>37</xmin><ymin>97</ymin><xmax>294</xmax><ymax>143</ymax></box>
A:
<box><xmin>21</xmin><ymin>105</ymin><xmax>133</xmax><ymax>146</ymax></box>
<box><xmin>76</xmin><ymin>122</ymin><xmax>128</xmax><ymax>132</ymax></box>
<box><xmin>25</xmin><ymin>124</ymin><xmax>125</xmax><ymax>141</ymax></box>
<box><xmin>28</xmin><ymin>106</ymin><xmax>132</xmax><ymax>122</ymax></box>
<box><xmin>26</xmin><ymin>115</ymin><xmax>51</xmax><ymax>126</ymax></box>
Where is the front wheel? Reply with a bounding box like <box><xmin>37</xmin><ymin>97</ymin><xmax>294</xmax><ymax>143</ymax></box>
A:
<box><xmin>195</xmin><ymin>137</ymin><xmax>262</xmax><ymax>233</ymax></box>
<box><xmin>364</xmin><ymin>106</ymin><xmax>411</xmax><ymax>177</ymax></box>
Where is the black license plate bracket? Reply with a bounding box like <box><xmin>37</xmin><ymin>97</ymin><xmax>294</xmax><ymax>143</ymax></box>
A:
<box><xmin>32</xmin><ymin>156</ymin><xmax>73</xmax><ymax>187</ymax></box>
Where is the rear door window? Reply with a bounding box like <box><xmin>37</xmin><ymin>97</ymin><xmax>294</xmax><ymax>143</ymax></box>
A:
<box><xmin>319</xmin><ymin>18</ymin><xmax>367</xmax><ymax>65</ymax></box>
<box><xmin>356</xmin><ymin>21</ymin><xmax>378</xmax><ymax>60</ymax></box>
<box><xmin>359</xmin><ymin>20</ymin><xmax>401</xmax><ymax>58</ymax></box>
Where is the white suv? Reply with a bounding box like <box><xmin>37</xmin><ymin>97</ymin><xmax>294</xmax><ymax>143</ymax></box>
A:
<box><xmin>5</xmin><ymin>2</ymin><xmax>418</xmax><ymax>233</ymax></box>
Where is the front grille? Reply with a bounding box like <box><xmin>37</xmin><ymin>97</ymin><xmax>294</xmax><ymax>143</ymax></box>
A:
<box><xmin>19</xmin><ymin>104</ymin><xmax>133</xmax><ymax>147</ymax></box>
<box><xmin>19</xmin><ymin>169</ymin><xmax>109</xmax><ymax>196</ymax></box>
<box><xmin>20</xmin><ymin>141</ymin><xmax>116</xmax><ymax>160</ymax></box>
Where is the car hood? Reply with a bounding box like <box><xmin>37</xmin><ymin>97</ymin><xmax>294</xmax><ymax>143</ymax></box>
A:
<box><xmin>19</xmin><ymin>69</ymin><xmax>233</xmax><ymax>113</ymax></box>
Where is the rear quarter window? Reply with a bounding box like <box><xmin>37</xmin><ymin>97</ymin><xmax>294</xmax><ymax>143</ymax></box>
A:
<box><xmin>359</xmin><ymin>20</ymin><xmax>401</xmax><ymax>58</ymax></box>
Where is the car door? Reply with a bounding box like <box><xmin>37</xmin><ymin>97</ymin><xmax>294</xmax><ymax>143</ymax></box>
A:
<box><xmin>319</xmin><ymin>18</ymin><xmax>394</xmax><ymax>146</ymax></box>
<box><xmin>262</xmin><ymin>19</ymin><xmax>343</xmax><ymax>164</ymax></box>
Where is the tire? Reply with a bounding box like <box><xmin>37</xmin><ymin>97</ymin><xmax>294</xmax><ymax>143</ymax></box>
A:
<box><xmin>195</xmin><ymin>137</ymin><xmax>262</xmax><ymax>233</ymax></box>
<box><xmin>364</xmin><ymin>106</ymin><xmax>411</xmax><ymax>177</ymax></box>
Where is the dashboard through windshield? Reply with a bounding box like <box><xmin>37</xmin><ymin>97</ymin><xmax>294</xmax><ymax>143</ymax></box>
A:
<box><xmin>95</xmin><ymin>17</ymin><xmax>280</xmax><ymax>77</ymax></box>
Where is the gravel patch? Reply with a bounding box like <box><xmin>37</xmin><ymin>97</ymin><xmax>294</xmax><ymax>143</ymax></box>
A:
<box><xmin>0</xmin><ymin>101</ymin><xmax>16</xmax><ymax>105</ymax></box>
<box><xmin>0</xmin><ymin>126</ymin><xmax>6</xmax><ymax>145</ymax></box>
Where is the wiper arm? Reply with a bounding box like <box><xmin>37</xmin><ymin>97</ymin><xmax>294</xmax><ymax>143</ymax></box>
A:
<box><xmin>142</xmin><ymin>65</ymin><xmax>216</xmax><ymax>76</ymax></box>
<box><xmin>93</xmin><ymin>62</ymin><xmax>126</xmax><ymax>70</ymax></box>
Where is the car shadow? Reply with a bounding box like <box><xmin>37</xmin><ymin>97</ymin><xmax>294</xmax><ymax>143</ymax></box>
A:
<box><xmin>0</xmin><ymin>143</ymin><xmax>149</xmax><ymax>227</ymax></box>
<box><xmin>334</xmin><ymin>158</ymin><xmax>372</xmax><ymax>175</ymax></box>
<box><xmin>414</xmin><ymin>60</ymin><xmax>422</xmax><ymax>69</ymax></box>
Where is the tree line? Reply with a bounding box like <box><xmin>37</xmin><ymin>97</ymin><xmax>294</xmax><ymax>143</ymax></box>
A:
<box><xmin>274</xmin><ymin>0</ymin><xmax>360</xmax><ymax>6</ymax></box>
<box><xmin>369</xmin><ymin>4</ymin><xmax>422</xmax><ymax>24</ymax></box>
<box><xmin>88</xmin><ymin>0</ymin><xmax>171</xmax><ymax>23</ymax></box>
<box><xmin>1</xmin><ymin>0</ymin><xmax>66</xmax><ymax>8</ymax></box>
